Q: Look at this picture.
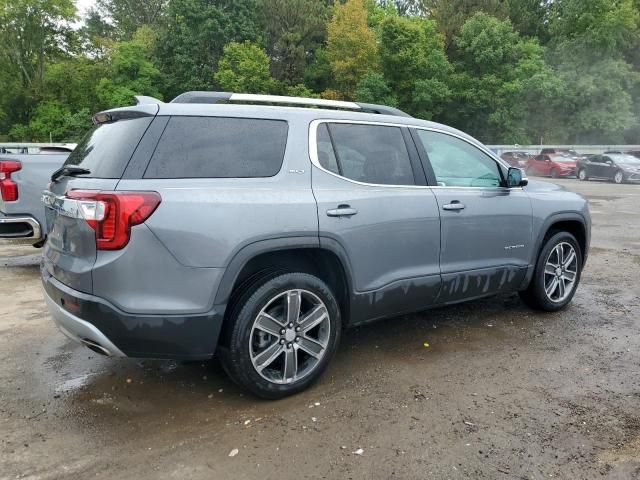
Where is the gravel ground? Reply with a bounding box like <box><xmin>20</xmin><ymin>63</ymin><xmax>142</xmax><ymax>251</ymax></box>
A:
<box><xmin>1</xmin><ymin>178</ymin><xmax>639</xmax><ymax>480</ymax></box>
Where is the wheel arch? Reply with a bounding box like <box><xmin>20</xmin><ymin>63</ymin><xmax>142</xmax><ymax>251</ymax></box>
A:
<box><xmin>215</xmin><ymin>238</ymin><xmax>353</xmax><ymax>324</ymax></box>
<box><xmin>522</xmin><ymin>213</ymin><xmax>588</xmax><ymax>290</ymax></box>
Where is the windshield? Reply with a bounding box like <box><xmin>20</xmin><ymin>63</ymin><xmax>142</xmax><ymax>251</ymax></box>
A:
<box><xmin>611</xmin><ymin>154</ymin><xmax>640</xmax><ymax>164</ymax></box>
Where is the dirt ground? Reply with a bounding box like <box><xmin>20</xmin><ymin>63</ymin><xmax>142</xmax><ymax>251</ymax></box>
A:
<box><xmin>1</xmin><ymin>178</ymin><xmax>639</xmax><ymax>480</ymax></box>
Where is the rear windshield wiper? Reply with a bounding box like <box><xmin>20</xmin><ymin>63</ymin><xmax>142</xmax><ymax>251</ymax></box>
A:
<box><xmin>51</xmin><ymin>165</ymin><xmax>91</xmax><ymax>183</ymax></box>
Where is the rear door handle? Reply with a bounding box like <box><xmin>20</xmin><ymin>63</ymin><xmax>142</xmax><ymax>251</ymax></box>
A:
<box><xmin>442</xmin><ymin>201</ymin><xmax>465</xmax><ymax>211</ymax></box>
<box><xmin>326</xmin><ymin>205</ymin><xmax>358</xmax><ymax>217</ymax></box>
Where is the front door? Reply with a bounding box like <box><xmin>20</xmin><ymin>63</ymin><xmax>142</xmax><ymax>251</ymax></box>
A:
<box><xmin>412</xmin><ymin>128</ymin><xmax>533</xmax><ymax>304</ymax></box>
<box><xmin>310</xmin><ymin>121</ymin><xmax>442</xmax><ymax>324</ymax></box>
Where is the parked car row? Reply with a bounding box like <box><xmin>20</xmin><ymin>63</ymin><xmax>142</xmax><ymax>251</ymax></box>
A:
<box><xmin>500</xmin><ymin>148</ymin><xmax>640</xmax><ymax>183</ymax></box>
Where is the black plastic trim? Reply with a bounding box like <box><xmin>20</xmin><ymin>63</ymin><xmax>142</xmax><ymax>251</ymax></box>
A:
<box><xmin>42</xmin><ymin>269</ymin><xmax>224</xmax><ymax>360</ymax></box>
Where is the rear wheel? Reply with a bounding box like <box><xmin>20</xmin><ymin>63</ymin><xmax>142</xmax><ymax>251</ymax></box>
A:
<box><xmin>613</xmin><ymin>170</ymin><xmax>625</xmax><ymax>184</ymax></box>
<box><xmin>219</xmin><ymin>272</ymin><xmax>341</xmax><ymax>399</ymax></box>
<box><xmin>519</xmin><ymin>231</ymin><xmax>582</xmax><ymax>312</ymax></box>
<box><xmin>578</xmin><ymin>169</ymin><xmax>589</xmax><ymax>181</ymax></box>
<box><xmin>526</xmin><ymin>167</ymin><xmax>534</xmax><ymax>176</ymax></box>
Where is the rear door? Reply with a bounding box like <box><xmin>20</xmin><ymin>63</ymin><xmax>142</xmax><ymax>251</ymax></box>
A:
<box><xmin>311</xmin><ymin>120</ymin><xmax>441</xmax><ymax>324</ymax></box>
<box><xmin>412</xmin><ymin>128</ymin><xmax>533</xmax><ymax>303</ymax></box>
<box><xmin>42</xmin><ymin>108</ymin><xmax>158</xmax><ymax>293</ymax></box>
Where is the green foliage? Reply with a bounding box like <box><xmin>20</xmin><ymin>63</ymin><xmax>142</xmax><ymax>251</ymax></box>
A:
<box><xmin>96</xmin><ymin>27</ymin><xmax>163</xmax><ymax>108</ymax></box>
<box><xmin>447</xmin><ymin>12</ymin><xmax>562</xmax><ymax>143</ymax></box>
<box><xmin>355</xmin><ymin>71</ymin><xmax>398</xmax><ymax>106</ymax></box>
<box><xmin>156</xmin><ymin>0</ymin><xmax>260</xmax><ymax>99</ymax></box>
<box><xmin>378</xmin><ymin>15</ymin><xmax>451</xmax><ymax>117</ymax></box>
<box><xmin>260</xmin><ymin>0</ymin><xmax>330</xmax><ymax>85</ymax></box>
<box><xmin>214</xmin><ymin>41</ymin><xmax>278</xmax><ymax>94</ymax></box>
<box><xmin>2</xmin><ymin>0</ymin><xmax>640</xmax><ymax>145</ymax></box>
<box><xmin>95</xmin><ymin>0</ymin><xmax>168</xmax><ymax>39</ymax></box>
<box><xmin>326</xmin><ymin>0</ymin><xmax>379</xmax><ymax>99</ymax></box>
<box><xmin>9</xmin><ymin>101</ymin><xmax>90</xmax><ymax>142</ymax></box>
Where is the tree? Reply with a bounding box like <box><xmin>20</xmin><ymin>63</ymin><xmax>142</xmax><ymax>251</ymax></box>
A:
<box><xmin>355</xmin><ymin>72</ymin><xmax>398</xmax><ymax>107</ymax></box>
<box><xmin>156</xmin><ymin>0</ymin><xmax>260</xmax><ymax>99</ymax></box>
<box><xmin>96</xmin><ymin>27</ymin><xmax>163</xmax><ymax>108</ymax></box>
<box><xmin>214</xmin><ymin>41</ymin><xmax>278</xmax><ymax>94</ymax></box>
<box><xmin>0</xmin><ymin>0</ymin><xmax>76</xmax><ymax>89</ymax></box>
<box><xmin>447</xmin><ymin>12</ymin><xmax>562</xmax><ymax>143</ymax></box>
<box><xmin>326</xmin><ymin>0</ymin><xmax>378</xmax><ymax>99</ymax></box>
<box><xmin>378</xmin><ymin>14</ymin><xmax>451</xmax><ymax>118</ymax></box>
<box><xmin>547</xmin><ymin>0</ymin><xmax>640</xmax><ymax>142</ymax></box>
<box><xmin>422</xmin><ymin>0</ymin><xmax>509</xmax><ymax>53</ymax></box>
<box><xmin>260</xmin><ymin>0</ymin><xmax>330</xmax><ymax>86</ymax></box>
<box><xmin>9</xmin><ymin>101</ymin><xmax>90</xmax><ymax>142</ymax></box>
<box><xmin>95</xmin><ymin>0</ymin><xmax>167</xmax><ymax>39</ymax></box>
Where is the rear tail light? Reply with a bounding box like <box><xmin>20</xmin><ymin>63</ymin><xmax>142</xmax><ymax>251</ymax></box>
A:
<box><xmin>0</xmin><ymin>160</ymin><xmax>22</xmax><ymax>201</ymax></box>
<box><xmin>66</xmin><ymin>190</ymin><xmax>161</xmax><ymax>250</ymax></box>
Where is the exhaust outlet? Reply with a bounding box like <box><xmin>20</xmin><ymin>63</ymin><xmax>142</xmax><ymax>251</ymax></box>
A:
<box><xmin>81</xmin><ymin>339</ymin><xmax>112</xmax><ymax>356</ymax></box>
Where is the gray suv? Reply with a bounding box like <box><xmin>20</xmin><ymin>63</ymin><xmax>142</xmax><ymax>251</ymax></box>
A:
<box><xmin>41</xmin><ymin>92</ymin><xmax>590</xmax><ymax>398</ymax></box>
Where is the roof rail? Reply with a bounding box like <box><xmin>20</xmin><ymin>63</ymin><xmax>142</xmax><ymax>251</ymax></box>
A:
<box><xmin>169</xmin><ymin>91</ymin><xmax>411</xmax><ymax>117</ymax></box>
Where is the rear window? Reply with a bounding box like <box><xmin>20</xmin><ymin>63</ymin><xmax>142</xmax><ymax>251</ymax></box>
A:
<box><xmin>64</xmin><ymin>117</ymin><xmax>152</xmax><ymax>178</ymax></box>
<box><xmin>144</xmin><ymin>117</ymin><xmax>288</xmax><ymax>179</ymax></box>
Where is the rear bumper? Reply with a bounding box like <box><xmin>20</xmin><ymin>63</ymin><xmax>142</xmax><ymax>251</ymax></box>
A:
<box><xmin>0</xmin><ymin>214</ymin><xmax>42</xmax><ymax>244</ymax></box>
<box><xmin>42</xmin><ymin>269</ymin><xmax>226</xmax><ymax>360</ymax></box>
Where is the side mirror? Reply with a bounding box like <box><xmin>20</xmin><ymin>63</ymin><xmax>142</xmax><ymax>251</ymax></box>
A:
<box><xmin>507</xmin><ymin>167</ymin><xmax>528</xmax><ymax>188</ymax></box>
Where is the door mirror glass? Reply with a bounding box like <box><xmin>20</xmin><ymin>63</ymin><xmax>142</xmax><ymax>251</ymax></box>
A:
<box><xmin>507</xmin><ymin>167</ymin><xmax>528</xmax><ymax>187</ymax></box>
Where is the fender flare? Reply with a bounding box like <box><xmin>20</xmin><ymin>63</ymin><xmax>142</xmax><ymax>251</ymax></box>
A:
<box><xmin>521</xmin><ymin>212</ymin><xmax>588</xmax><ymax>288</ymax></box>
<box><xmin>213</xmin><ymin>236</ymin><xmax>355</xmax><ymax>305</ymax></box>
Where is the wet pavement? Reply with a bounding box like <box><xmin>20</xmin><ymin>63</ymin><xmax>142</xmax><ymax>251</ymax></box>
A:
<box><xmin>1</xmin><ymin>178</ymin><xmax>639</xmax><ymax>479</ymax></box>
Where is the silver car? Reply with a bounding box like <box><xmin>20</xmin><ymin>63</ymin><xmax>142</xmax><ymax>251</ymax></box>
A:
<box><xmin>41</xmin><ymin>92</ymin><xmax>591</xmax><ymax>398</ymax></box>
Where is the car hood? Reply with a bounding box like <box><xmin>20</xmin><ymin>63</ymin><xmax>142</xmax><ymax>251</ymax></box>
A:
<box><xmin>523</xmin><ymin>180</ymin><xmax>567</xmax><ymax>192</ymax></box>
<box><xmin>619</xmin><ymin>163</ymin><xmax>640</xmax><ymax>172</ymax></box>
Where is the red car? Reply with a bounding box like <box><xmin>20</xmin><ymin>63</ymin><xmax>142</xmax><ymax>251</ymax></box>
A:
<box><xmin>500</xmin><ymin>151</ymin><xmax>531</xmax><ymax>168</ymax></box>
<box><xmin>526</xmin><ymin>153</ymin><xmax>577</xmax><ymax>178</ymax></box>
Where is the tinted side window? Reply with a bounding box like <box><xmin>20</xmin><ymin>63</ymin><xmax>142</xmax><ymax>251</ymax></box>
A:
<box><xmin>64</xmin><ymin>117</ymin><xmax>153</xmax><ymax>178</ymax></box>
<box><xmin>415</xmin><ymin>130</ymin><xmax>502</xmax><ymax>187</ymax></box>
<box><xmin>144</xmin><ymin>117</ymin><xmax>288</xmax><ymax>178</ymax></box>
<box><xmin>320</xmin><ymin>123</ymin><xmax>415</xmax><ymax>186</ymax></box>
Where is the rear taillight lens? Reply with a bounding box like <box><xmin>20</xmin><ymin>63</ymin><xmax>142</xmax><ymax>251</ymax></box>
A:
<box><xmin>0</xmin><ymin>160</ymin><xmax>22</xmax><ymax>201</ymax></box>
<box><xmin>66</xmin><ymin>190</ymin><xmax>161</xmax><ymax>250</ymax></box>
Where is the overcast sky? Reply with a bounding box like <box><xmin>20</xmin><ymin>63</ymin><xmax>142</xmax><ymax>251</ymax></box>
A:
<box><xmin>76</xmin><ymin>0</ymin><xmax>97</xmax><ymax>17</ymax></box>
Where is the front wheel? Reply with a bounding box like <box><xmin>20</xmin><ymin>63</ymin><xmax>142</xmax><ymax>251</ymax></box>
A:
<box><xmin>578</xmin><ymin>169</ymin><xmax>589</xmax><ymax>181</ymax></box>
<box><xmin>219</xmin><ymin>272</ymin><xmax>341</xmax><ymax>399</ymax></box>
<box><xmin>550</xmin><ymin>169</ymin><xmax>559</xmax><ymax>179</ymax></box>
<box><xmin>519</xmin><ymin>231</ymin><xmax>582</xmax><ymax>312</ymax></box>
<box><xmin>613</xmin><ymin>170</ymin><xmax>624</xmax><ymax>184</ymax></box>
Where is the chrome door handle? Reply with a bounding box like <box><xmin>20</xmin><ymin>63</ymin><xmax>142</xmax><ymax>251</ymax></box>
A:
<box><xmin>327</xmin><ymin>205</ymin><xmax>358</xmax><ymax>217</ymax></box>
<box><xmin>442</xmin><ymin>202</ymin><xmax>465</xmax><ymax>211</ymax></box>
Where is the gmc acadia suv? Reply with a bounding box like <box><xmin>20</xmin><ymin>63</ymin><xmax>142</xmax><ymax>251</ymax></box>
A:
<box><xmin>41</xmin><ymin>92</ymin><xmax>591</xmax><ymax>399</ymax></box>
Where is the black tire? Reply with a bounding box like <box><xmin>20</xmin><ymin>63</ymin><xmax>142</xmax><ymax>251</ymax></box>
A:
<box><xmin>519</xmin><ymin>231</ymin><xmax>582</xmax><ymax>312</ymax></box>
<box><xmin>218</xmin><ymin>272</ymin><xmax>341</xmax><ymax>399</ymax></box>
<box><xmin>550</xmin><ymin>168</ymin><xmax>559</xmax><ymax>179</ymax></box>
<box><xmin>578</xmin><ymin>169</ymin><xmax>589</xmax><ymax>181</ymax></box>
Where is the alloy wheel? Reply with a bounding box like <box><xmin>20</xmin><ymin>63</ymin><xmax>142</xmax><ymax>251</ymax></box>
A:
<box><xmin>614</xmin><ymin>171</ymin><xmax>624</xmax><ymax>184</ymax></box>
<box><xmin>543</xmin><ymin>242</ymin><xmax>578</xmax><ymax>303</ymax></box>
<box><xmin>249</xmin><ymin>289</ymin><xmax>331</xmax><ymax>384</ymax></box>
